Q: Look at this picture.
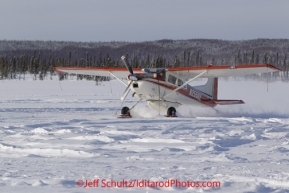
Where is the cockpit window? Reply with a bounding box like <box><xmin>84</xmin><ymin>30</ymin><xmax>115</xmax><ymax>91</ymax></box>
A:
<box><xmin>168</xmin><ymin>74</ymin><xmax>177</xmax><ymax>84</ymax></box>
<box><xmin>158</xmin><ymin>71</ymin><xmax>165</xmax><ymax>79</ymax></box>
<box><xmin>168</xmin><ymin>74</ymin><xmax>187</xmax><ymax>89</ymax></box>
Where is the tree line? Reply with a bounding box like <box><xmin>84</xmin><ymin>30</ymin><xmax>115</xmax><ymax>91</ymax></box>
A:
<box><xmin>0</xmin><ymin>39</ymin><xmax>288</xmax><ymax>82</ymax></box>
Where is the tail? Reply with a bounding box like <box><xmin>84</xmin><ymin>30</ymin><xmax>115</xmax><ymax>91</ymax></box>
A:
<box><xmin>194</xmin><ymin>77</ymin><xmax>244</xmax><ymax>105</ymax></box>
<box><xmin>193</xmin><ymin>78</ymin><xmax>218</xmax><ymax>100</ymax></box>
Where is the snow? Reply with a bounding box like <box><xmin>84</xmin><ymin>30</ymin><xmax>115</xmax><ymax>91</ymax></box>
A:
<box><xmin>0</xmin><ymin>77</ymin><xmax>289</xmax><ymax>193</ymax></box>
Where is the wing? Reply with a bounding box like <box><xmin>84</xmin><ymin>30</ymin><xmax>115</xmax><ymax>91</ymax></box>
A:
<box><xmin>53</xmin><ymin>67</ymin><xmax>143</xmax><ymax>79</ymax></box>
<box><xmin>54</xmin><ymin>64</ymin><xmax>281</xmax><ymax>79</ymax></box>
<box><xmin>167</xmin><ymin>64</ymin><xmax>281</xmax><ymax>78</ymax></box>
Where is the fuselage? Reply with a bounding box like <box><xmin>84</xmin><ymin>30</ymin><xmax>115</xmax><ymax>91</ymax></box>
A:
<box><xmin>128</xmin><ymin>75</ymin><xmax>216</xmax><ymax>111</ymax></box>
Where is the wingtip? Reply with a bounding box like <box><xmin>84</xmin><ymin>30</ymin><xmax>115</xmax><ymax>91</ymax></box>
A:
<box><xmin>53</xmin><ymin>66</ymin><xmax>66</xmax><ymax>75</ymax></box>
<box><xmin>266</xmin><ymin>64</ymin><xmax>283</xmax><ymax>71</ymax></box>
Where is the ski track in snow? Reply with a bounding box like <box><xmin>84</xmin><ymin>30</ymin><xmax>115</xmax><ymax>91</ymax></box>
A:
<box><xmin>0</xmin><ymin>78</ymin><xmax>289</xmax><ymax>193</ymax></box>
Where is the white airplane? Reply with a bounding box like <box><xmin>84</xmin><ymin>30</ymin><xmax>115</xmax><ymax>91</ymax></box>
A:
<box><xmin>54</xmin><ymin>56</ymin><xmax>281</xmax><ymax>118</ymax></box>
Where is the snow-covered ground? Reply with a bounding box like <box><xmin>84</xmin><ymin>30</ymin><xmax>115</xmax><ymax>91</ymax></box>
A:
<box><xmin>0</xmin><ymin>77</ymin><xmax>289</xmax><ymax>193</ymax></box>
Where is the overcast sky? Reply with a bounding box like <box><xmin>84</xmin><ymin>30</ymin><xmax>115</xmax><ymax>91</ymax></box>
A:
<box><xmin>1</xmin><ymin>0</ymin><xmax>289</xmax><ymax>42</ymax></box>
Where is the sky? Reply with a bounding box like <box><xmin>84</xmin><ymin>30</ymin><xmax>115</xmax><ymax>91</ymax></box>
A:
<box><xmin>1</xmin><ymin>0</ymin><xmax>289</xmax><ymax>42</ymax></box>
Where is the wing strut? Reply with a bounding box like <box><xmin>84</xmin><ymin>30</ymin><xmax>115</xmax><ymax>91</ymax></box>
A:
<box><xmin>108</xmin><ymin>71</ymin><xmax>128</xmax><ymax>86</ymax></box>
<box><xmin>162</xmin><ymin>70</ymin><xmax>207</xmax><ymax>99</ymax></box>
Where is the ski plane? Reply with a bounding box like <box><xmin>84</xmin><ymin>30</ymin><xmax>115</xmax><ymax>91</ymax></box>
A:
<box><xmin>54</xmin><ymin>56</ymin><xmax>281</xmax><ymax>117</ymax></box>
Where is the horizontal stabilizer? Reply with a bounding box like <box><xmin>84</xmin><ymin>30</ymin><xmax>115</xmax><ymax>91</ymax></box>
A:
<box><xmin>209</xmin><ymin>100</ymin><xmax>245</xmax><ymax>105</ymax></box>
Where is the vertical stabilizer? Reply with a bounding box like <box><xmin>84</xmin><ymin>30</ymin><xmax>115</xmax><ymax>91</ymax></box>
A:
<box><xmin>193</xmin><ymin>78</ymin><xmax>218</xmax><ymax>100</ymax></box>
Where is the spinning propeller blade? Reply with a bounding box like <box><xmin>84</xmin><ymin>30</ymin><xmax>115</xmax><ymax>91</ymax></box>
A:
<box><xmin>121</xmin><ymin>81</ymin><xmax>133</xmax><ymax>101</ymax></box>
<box><xmin>121</xmin><ymin>56</ymin><xmax>133</xmax><ymax>74</ymax></box>
<box><xmin>120</xmin><ymin>55</ymin><xmax>138</xmax><ymax>101</ymax></box>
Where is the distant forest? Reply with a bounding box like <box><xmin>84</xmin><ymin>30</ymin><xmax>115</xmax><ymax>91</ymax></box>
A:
<box><xmin>0</xmin><ymin>39</ymin><xmax>288</xmax><ymax>82</ymax></box>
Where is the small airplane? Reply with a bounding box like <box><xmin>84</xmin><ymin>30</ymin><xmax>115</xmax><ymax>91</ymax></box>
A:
<box><xmin>54</xmin><ymin>56</ymin><xmax>281</xmax><ymax>118</ymax></box>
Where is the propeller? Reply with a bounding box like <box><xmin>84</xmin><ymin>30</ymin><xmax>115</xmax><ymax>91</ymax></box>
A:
<box><xmin>120</xmin><ymin>55</ymin><xmax>137</xmax><ymax>101</ymax></box>
<box><xmin>121</xmin><ymin>56</ymin><xmax>138</xmax><ymax>81</ymax></box>
<box><xmin>121</xmin><ymin>81</ymin><xmax>133</xmax><ymax>100</ymax></box>
<box><xmin>121</xmin><ymin>56</ymin><xmax>133</xmax><ymax>74</ymax></box>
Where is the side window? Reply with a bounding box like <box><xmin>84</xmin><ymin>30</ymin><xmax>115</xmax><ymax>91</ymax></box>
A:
<box><xmin>177</xmin><ymin>79</ymin><xmax>183</xmax><ymax>86</ymax></box>
<box><xmin>177</xmin><ymin>79</ymin><xmax>187</xmax><ymax>89</ymax></box>
<box><xmin>183</xmin><ymin>84</ymin><xmax>188</xmax><ymax>90</ymax></box>
<box><xmin>168</xmin><ymin>74</ymin><xmax>177</xmax><ymax>84</ymax></box>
